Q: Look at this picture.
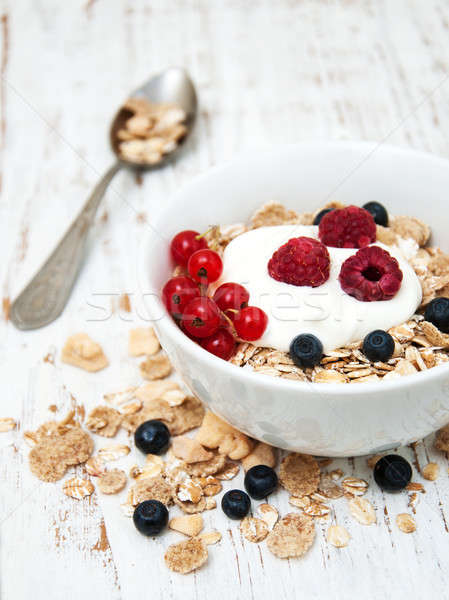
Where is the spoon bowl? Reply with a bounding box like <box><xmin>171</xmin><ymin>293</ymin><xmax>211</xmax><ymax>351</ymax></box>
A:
<box><xmin>110</xmin><ymin>67</ymin><xmax>197</xmax><ymax>170</ymax></box>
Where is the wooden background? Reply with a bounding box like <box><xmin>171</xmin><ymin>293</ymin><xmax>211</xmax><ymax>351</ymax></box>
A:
<box><xmin>2</xmin><ymin>1</ymin><xmax>449</xmax><ymax>598</ymax></box>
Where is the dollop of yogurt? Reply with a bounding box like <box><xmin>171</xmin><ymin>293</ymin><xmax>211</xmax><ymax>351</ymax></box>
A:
<box><xmin>217</xmin><ymin>225</ymin><xmax>422</xmax><ymax>353</ymax></box>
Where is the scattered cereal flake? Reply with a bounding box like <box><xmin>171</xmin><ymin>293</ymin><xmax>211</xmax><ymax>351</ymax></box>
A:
<box><xmin>136</xmin><ymin>454</ymin><xmax>165</xmax><ymax>479</ymax></box>
<box><xmin>185</xmin><ymin>451</ymin><xmax>227</xmax><ymax>477</ymax></box>
<box><xmin>408</xmin><ymin>492</ymin><xmax>420</xmax><ymax>513</ymax></box>
<box><xmin>172</xmin><ymin>436</ymin><xmax>214</xmax><ymax>464</ymax></box>
<box><xmin>327</xmin><ymin>524</ymin><xmax>350</xmax><ymax>548</ymax></box>
<box><xmin>194</xmin><ymin>475</ymin><xmax>222</xmax><ymax>496</ymax></box>
<box><xmin>241</xmin><ymin>441</ymin><xmax>277</xmax><ymax>471</ymax></box>
<box><xmin>104</xmin><ymin>386</ymin><xmax>138</xmax><ymax>407</ymax></box>
<box><xmin>279</xmin><ymin>453</ymin><xmax>320</xmax><ymax>497</ymax></box>
<box><xmin>240</xmin><ymin>516</ymin><xmax>269</xmax><ymax>542</ymax></box>
<box><xmin>289</xmin><ymin>496</ymin><xmax>311</xmax><ymax>510</ymax></box>
<box><xmin>120</xmin><ymin>398</ymin><xmax>143</xmax><ymax>415</ymax></box>
<box><xmin>169</xmin><ymin>514</ymin><xmax>204</xmax><ymax>537</ymax></box>
<box><xmin>139</xmin><ymin>352</ymin><xmax>172</xmax><ymax>380</ymax></box>
<box><xmin>303</xmin><ymin>501</ymin><xmax>331</xmax><ymax>519</ymax></box>
<box><xmin>128</xmin><ymin>475</ymin><xmax>173</xmax><ymax>506</ymax></box>
<box><xmin>177</xmin><ymin>478</ymin><xmax>203</xmax><ymax>504</ymax></box>
<box><xmin>134</xmin><ymin>380</ymin><xmax>179</xmax><ymax>402</ymax></box>
<box><xmin>174</xmin><ymin>495</ymin><xmax>207</xmax><ymax>514</ymax></box>
<box><xmin>86</xmin><ymin>406</ymin><xmax>122</xmax><ymax>437</ymax></box>
<box><xmin>396</xmin><ymin>513</ymin><xmax>416</xmax><ymax>533</ymax></box>
<box><xmin>421</xmin><ymin>321</ymin><xmax>449</xmax><ymax>348</ymax></box>
<box><xmin>61</xmin><ymin>333</ymin><xmax>109</xmax><ymax>372</ymax></box>
<box><xmin>318</xmin><ymin>474</ymin><xmax>344</xmax><ymax>499</ymax></box>
<box><xmin>63</xmin><ymin>477</ymin><xmax>94</xmax><ymax>500</ymax></box>
<box><xmin>329</xmin><ymin>468</ymin><xmax>344</xmax><ymax>480</ymax></box>
<box><xmin>164</xmin><ymin>537</ymin><xmax>208</xmax><ymax>574</ymax></box>
<box><xmin>406</xmin><ymin>482</ymin><xmax>425</xmax><ymax>493</ymax></box>
<box><xmin>250</xmin><ymin>202</ymin><xmax>299</xmax><ymax>228</ymax></box>
<box><xmin>28</xmin><ymin>421</ymin><xmax>93</xmax><ymax>482</ymax></box>
<box><xmin>85</xmin><ymin>456</ymin><xmax>107</xmax><ymax>477</ymax></box>
<box><xmin>98</xmin><ymin>444</ymin><xmax>130</xmax><ymax>462</ymax></box>
<box><xmin>257</xmin><ymin>503</ymin><xmax>278</xmax><ymax>530</ymax></box>
<box><xmin>195</xmin><ymin>411</ymin><xmax>253</xmax><ymax>460</ymax></box>
<box><xmin>341</xmin><ymin>477</ymin><xmax>368</xmax><ymax>496</ymax></box>
<box><xmin>266</xmin><ymin>513</ymin><xmax>315</xmax><ymax>559</ymax></box>
<box><xmin>435</xmin><ymin>424</ymin><xmax>449</xmax><ymax>452</ymax></box>
<box><xmin>348</xmin><ymin>497</ymin><xmax>376</xmax><ymax>525</ymax></box>
<box><xmin>422</xmin><ymin>462</ymin><xmax>439</xmax><ymax>481</ymax></box>
<box><xmin>204</xmin><ymin>498</ymin><xmax>217</xmax><ymax>511</ymax></box>
<box><xmin>128</xmin><ymin>327</ymin><xmax>160</xmax><ymax>357</ymax></box>
<box><xmin>160</xmin><ymin>388</ymin><xmax>186</xmax><ymax>407</ymax></box>
<box><xmin>313</xmin><ymin>369</ymin><xmax>348</xmax><ymax>383</ymax></box>
<box><xmin>197</xmin><ymin>530</ymin><xmax>222</xmax><ymax>545</ymax></box>
<box><xmin>0</xmin><ymin>417</ymin><xmax>16</xmax><ymax>432</ymax></box>
<box><xmin>215</xmin><ymin>462</ymin><xmax>240</xmax><ymax>480</ymax></box>
<box><xmin>168</xmin><ymin>396</ymin><xmax>205</xmax><ymax>436</ymax></box>
<box><xmin>97</xmin><ymin>469</ymin><xmax>127</xmax><ymax>494</ymax></box>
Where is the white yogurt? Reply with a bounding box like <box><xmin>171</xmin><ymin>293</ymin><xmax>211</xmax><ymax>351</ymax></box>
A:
<box><xmin>218</xmin><ymin>225</ymin><xmax>422</xmax><ymax>353</ymax></box>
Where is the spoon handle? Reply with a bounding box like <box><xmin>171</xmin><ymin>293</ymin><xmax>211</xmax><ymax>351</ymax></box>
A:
<box><xmin>10</xmin><ymin>161</ymin><xmax>122</xmax><ymax>330</ymax></box>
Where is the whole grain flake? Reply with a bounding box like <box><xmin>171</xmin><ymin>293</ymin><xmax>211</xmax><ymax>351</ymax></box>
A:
<box><xmin>348</xmin><ymin>497</ymin><xmax>376</xmax><ymax>525</ymax></box>
<box><xmin>326</xmin><ymin>524</ymin><xmax>350</xmax><ymax>548</ymax></box>
<box><xmin>396</xmin><ymin>513</ymin><xmax>416</xmax><ymax>533</ymax></box>
<box><xmin>63</xmin><ymin>477</ymin><xmax>95</xmax><ymax>500</ymax></box>
<box><xmin>164</xmin><ymin>538</ymin><xmax>208</xmax><ymax>574</ymax></box>
<box><xmin>279</xmin><ymin>453</ymin><xmax>320</xmax><ymax>496</ymax></box>
<box><xmin>266</xmin><ymin>513</ymin><xmax>315</xmax><ymax>559</ymax></box>
<box><xmin>240</xmin><ymin>516</ymin><xmax>269</xmax><ymax>542</ymax></box>
<box><xmin>97</xmin><ymin>469</ymin><xmax>127</xmax><ymax>494</ymax></box>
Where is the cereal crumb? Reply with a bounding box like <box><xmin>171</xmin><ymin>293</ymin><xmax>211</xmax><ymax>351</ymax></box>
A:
<box><xmin>62</xmin><ymin>477</ymin><xmax>94</xmax><ymax>500</ymax></box>
<box><xmin>422</xmin><ymin>462</ymin><xmax>439</xmax><ymax>481</ymax></box>
<box><xmin>61</xmin><ymin>333</ymin><xmax>108</xmax><ymax>372</ymax></box>
<box><xmin>326</xmin><ymin>524</ymin><xmax>350</xmax><ymax>548</ymax></box>
<box><xmin>396</xmin><ymin>513</ymin><xmax>416</xmax><ymax>533</ymax></box>
<box><xmin>164</xmin><ymin>538</ymin><xmax>208</xmax><ymax>574</ymax></box>
<box><xmin>97</xmin><ymin>469</ymin><xmax>127</xmax><ymax>494</ymax></box>
<box><xmin>240</xmin><ymin>516</ymin><xmax>269</xmax><ymax>542</ymax></box>
<box><xmin>86</xmin><ymin>406</ymin><xmax>122</xmax><ymax>437</ymax></box>
<box><xmin>169</xmin><ymin>514</ymin><xmax>204</xmax><ymax>537</ymax></box>
<box><xmin>279</xmin><ymin>453</ymin><xmax>320</xmax><ymax>497</ymax></box>
<box><xmin>139</xmin><ymin>352</ymin><xmax>172</xmax><ymax>380</ymax></box>
<box><xmin>128</xmin><ymin>327</ymin><xmax>160</xmax><ymax>357</ymax></box>
<box><xmin>266</xmin><ymin>513</ymin><xmax>315</xmax><ymax>559</ymax></box>
<box><xmin>128</xmin><ymin>475</ymin><xmax>173</xmax><ymax>506</ymax></box>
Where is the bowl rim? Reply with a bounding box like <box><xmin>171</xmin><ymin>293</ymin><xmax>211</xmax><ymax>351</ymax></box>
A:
<box><xmin>141</xmin><ymin>140</ymin><xmax>449</xmax><ymax>397</ymax></box>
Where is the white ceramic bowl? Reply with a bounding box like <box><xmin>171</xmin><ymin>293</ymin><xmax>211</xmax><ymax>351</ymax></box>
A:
<box><xmin>140</xmin><ymin>141</ymin><xmax>449</xmax><ymax>457</ymax></box>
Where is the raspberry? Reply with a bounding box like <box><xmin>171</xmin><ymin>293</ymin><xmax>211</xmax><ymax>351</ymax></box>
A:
<box><xmin>339</xmin><ymin>246</ymin><xmax>403</xmax><ymax>301</ymax></box>
<box><xmin>268</xmin><ymin>236</ymin><xmax>330</xmax><ymax>287</ymax></box>
<box><xmin>318</xmin><ymin>205</ymin><xmax>376</xmax><ymax>248</ymax></box>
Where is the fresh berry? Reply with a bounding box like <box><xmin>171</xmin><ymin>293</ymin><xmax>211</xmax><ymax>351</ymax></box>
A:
<box><xmin>182</xmin><ymin>297</ymin><xmax>221</xmax><ymax>338</ymax></box>
<box><xmin>339</xmin><ymin>246</ymin><xmax>403</xmax><ymax>301</ymax></box>
<box><xmin>200</xmin><ymin>328</ymin><xmax>236</xmax><ymax>360</ymax></box>
<box><xmin>213</xmin><ymin>282</ymin><xmax>250</xmax><ymax>312</ymax></box>
<box><xmin>363</xmin><ymin>201</ymin><xmax>389</xmax><ymax>227</ymax></box>
<box><xmin>244</xmin><ymin>465</ymin><xmax>278</xmax><ymax>500</ymax></box>
<box><xmin>134</xmin><ymin>420</ymin><xmax>170</xmax><ymax>455</ymax></box>
<box><xmin>268</xmin><ymin>236</ymin><xmax>330</xmax><ymax>287</ymax></box>
<box><xmin>188</xmin><ymin>249</ymin><xmax>223</xmax><ymax>284</ymax></box>
<box><xmin>162</xmin><ymin>276</ymin><xmax>200</xmax><ymax>317</ymax></box>
<box><xmin>424</xmin><ymin>297</ymin><xmax>449</xmax><ymax>333</ymax></box>
<box><xmin>318</xmin><ymin>205</ymin><xmax>376</xmax><ymax>248</ymax></box>
<box><xmin>374</xmin><ymin>455</ymin><xmax>412</xmax><ymax>492</ymax></box>
<box><xmin>133</xmin><ymin>500</ymin><xmax>168</xmax><ymax>536</ymax></box>
<box><xmin>362</xmin><ymin>330</ymin><xmax>395</xmax><ymax>362</ymax></box>
<box><xmin>170</xmin><ymin>230</ymin><xmax>208</xmax><ymax>266</ymax></box>
<box><xmin>234</xmin><ymin>306</ymin><xmax>268</xmax><ymax>341</ymax></box>
<box><xmin>221</xmin><ymin>489</ymin><xmax>251</xmax><ymax>520</ymax></box>
<box><xmin>313</xmin><ymin>208</ymin><xmax>334</xmax><ymax>225</ymax></box>
<box><xmin>289</xmin><ymin>334</ymin><xmax>323</xmax><ymax>368</ymax></box>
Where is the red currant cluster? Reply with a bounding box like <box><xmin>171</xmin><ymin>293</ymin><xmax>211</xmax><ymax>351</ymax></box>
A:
<box><xmin>162</xmin><ymin>230</ymin><xmax>268</xmax><ymax>360</ymax></box>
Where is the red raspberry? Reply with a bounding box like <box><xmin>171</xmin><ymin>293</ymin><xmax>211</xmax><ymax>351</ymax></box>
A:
<box><xmin>318</xmin><ymin>205</ymin><xmax>376</xmax><ymax>248</ymax></box>
<box><xmin>268</xmin><ymin>236</ymin><xmax>330</xmax><ymax>287</ymax></box>
<box><xmin>339</xmin><ymin>246</ymin><xmax>403</xmax><ymax>301</ymax></box>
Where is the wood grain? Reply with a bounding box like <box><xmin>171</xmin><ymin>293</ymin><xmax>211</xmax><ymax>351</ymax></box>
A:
<box><xmin>2</xmin><ymin>1</ymin><xmax>449</xmax><ymax>598</ymax></box>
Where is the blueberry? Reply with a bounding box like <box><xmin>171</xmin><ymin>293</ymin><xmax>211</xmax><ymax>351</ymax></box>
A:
<box><xmin>424</xmin><ymin>297</ymin><xmax>449</xmax><ymax>333</ymax></box>
<box><xmin>313</xmin><ymin>208</ymin><xmax>334</xmax><ymax>225</ymax></box>
<box><xmin>221</xmin><ymin>489</ymin><xmax>251</xmax><ymax>519</ymax></box>
<box><xmin>362</xmin><ymin>330</ymin><xmax>394</xmax><ymax>362</ymax></box>
<box><xmin>363</xmin><ymin>201</ymin><xmax>389</xmax><ymax>227</ymax></box>
<box><xmin>374</xmin><ymin>454</ymin><xmax>412</xmax><ymax>492</ymax></box>
<box><xmin>290</xmin><ymin>334</ymin><xmax>323</xmax><ymax>368</ymax></box>
<box><xmin>134</xmin><ymin>419</ymin><xmax>170</xmax><ymax>455</ymax></box>
<box><xmin>244</xmin><ymin>465</ymin><xmax>278</xmax><ymax>500</ymax></box>
<box><xmin>133</xmin><ymin>500</ymin><xmax>168</xmax><ymax>535</ymax></box>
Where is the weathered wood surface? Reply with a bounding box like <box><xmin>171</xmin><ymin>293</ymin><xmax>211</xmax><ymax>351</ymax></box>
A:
<box><xmin>2</xmin><ymin>1</ymin><xmax>449</xmax><ymax>598</ymax></box>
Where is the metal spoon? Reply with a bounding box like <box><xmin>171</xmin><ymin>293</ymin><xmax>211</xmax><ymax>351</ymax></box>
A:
<box><xmin>10</xmin><ymin>67</ymin><xmax>197</xmax><ymax>330</ymax></box>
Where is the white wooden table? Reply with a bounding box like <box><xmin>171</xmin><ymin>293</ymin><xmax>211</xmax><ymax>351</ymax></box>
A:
<box><xmin>2</xmin><ymin>1</ymin><xmax>449</xmax><ymax>598</ymax></box>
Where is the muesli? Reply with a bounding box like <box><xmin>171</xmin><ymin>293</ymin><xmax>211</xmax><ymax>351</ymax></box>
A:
<box><xmin>162</xmin><ymin>201</ymin><xmax>449</xmax><ymax>382</ymax></box>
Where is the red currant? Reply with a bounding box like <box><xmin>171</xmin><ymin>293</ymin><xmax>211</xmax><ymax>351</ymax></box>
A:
<box><xmin>213</xmin><ymin>282</ymin><xmax>249</xmax><ymax>312</ymax></box>
<box><xmin>234</xmin><ymin>306</ymin><xmax>268</xmax><ymax>341</ymax></box>
<box><xmin>188</xmin><ymin>249</ymin><xmax>223</xmax><ymax>284</ymax></box>
<box><xmin>170</xmin><ymin>230</ymin><xmax>208</xmax><ymax>266</ymax></box>
<box><xmin>200</xmin><ymin>328</ymin><xmax>236</xmax><ymax>360</ymax></box>
<box><xmin>182</xmin><ymin>297</ymin><xmax>221</xmax><ymax>338</ymax></box>
<box><xmin>162</xmin><ymin>277</ymin><xmax>200</xmax><ymax>317</ymax></box>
